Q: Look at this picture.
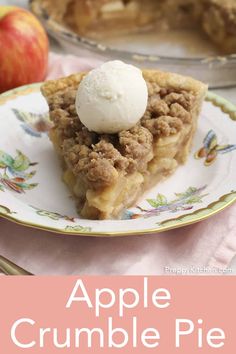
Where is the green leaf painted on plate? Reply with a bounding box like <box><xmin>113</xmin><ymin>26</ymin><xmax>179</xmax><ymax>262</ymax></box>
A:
<box><xmin>175</xmin><ymin>187</ymin><xmax>197</xmax><ymax>200</ymax></box>
<box><xmin>0</xmin><ymin>149</ymin><xmax>38</xmax><ymax>194</ymax></box>
<box><xmin>36</xmin><ymin>210</ymin><xmax>62</xmax><ymax>221</ymax></box>
<box><xmin>146</xmin><ymin>199</ymin><xmax>160</xmax><ymax>208</ymax></box>
<box><xmin>156</xmin><ymin>194</ymin><xmax>168</xmax><ymax>205</ymax></box>
<box><xmin>34</xmin><ymin>208</ymin><xmax>75</xmax><ymax>222</ymax></box>
<box><xmin>65</xmin><ymin>225</ymin><xmax>92</xmax><ymax>233</ymax></box>
<box><xmin>147</xmin><ymin>194</ymin><xmax>168</xmax><ymax>208</ymax></box>
<box><xmin>0</xmin><ymin>205</ymin><xmax>15</xmax><ymax>215</ymax></box>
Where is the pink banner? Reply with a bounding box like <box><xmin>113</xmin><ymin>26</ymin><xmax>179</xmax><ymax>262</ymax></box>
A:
<box><xmin>0</xmin><ymin>277</ymin><xmax>235</xmax><ymax>353</ymax></box>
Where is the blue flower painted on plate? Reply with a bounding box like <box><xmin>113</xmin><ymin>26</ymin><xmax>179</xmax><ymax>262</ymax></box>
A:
<box><xmin>12</xmin><ymin>109</ymin><xmax>51</xmax><ymax>138</ymax></box>
<box><xmin>0</xmin><ymin>150</ymin><xmax>38</xmax><ymax>193</ymax></box>
<box><xmin>195</xmin><ymin>130</ymin><xmax>236</xmax><ymax>166</ymax></box>
<box><xmin>124</xmin><ymin>186</ymin><xmax>208</xmax><ymax>219</ymax></box>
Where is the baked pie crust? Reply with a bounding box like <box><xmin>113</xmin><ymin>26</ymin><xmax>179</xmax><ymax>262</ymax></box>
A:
<box><xmin>34</xmin><ymin>0</ymin><xmax>236</xmax><ymax>54</ymax></box>
<box><xmin>41</xmin><ymin>70</ymin><xmax>207</xmax><ymax>220</ymax></box>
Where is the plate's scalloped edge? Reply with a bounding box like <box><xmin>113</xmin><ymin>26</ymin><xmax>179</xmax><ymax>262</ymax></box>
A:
<box><xmin>206</xmin><ymin>91</ymin><xmax>236</xmax><ymax>121</ymax></box>
<box><xmin>0</xmin><ymin>85</ymin><xmax>236</xmax><ymax>237</ymax></box>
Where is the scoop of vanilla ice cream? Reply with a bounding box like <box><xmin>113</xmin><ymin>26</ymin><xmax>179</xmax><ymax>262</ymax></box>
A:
<box><xmin>75</xmin><ymin>60</ymin><xmax>148</xmax><ymax>134</ymax></box>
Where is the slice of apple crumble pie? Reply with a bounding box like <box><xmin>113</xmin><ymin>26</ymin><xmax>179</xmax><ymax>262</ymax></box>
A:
<box><xmin>41</xmin><ymin>66</ymin><xmax>207</xmax><ymax>220</ymax></box>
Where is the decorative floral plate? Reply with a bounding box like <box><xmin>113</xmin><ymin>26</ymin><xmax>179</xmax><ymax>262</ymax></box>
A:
<box><xmin>0</xmin><ymin>84</ymin><xmax>236</xmax><ymax>236</ymax></box>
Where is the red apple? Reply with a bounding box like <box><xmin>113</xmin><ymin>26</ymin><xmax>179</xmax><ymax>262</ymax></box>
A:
<box><xmin>0</xmin><ymin>6</ymin><xmax>49</xmax><ymax>93</ymax></box>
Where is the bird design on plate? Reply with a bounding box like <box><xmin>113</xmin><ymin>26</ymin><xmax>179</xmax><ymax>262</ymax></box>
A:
<box><xmin>195</xmin><ymin>130</ymin><xmax>236</xmax><ymax>166</ymax></box>
<box><xmin>0</xmin><ymin>150</ymin><xmax>38</xmax><ymax>193</ymax></box>
<box><xmin>12</xmin><ymin>109</ymin><xmax>51</xmax><ymax>138</ymax></box>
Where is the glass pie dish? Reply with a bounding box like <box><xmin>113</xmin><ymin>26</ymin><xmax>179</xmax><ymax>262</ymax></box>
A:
<box><xmin>30</xmin><ymin>0</ymin><xmax>236</xmax><ymax>88</ymax></box>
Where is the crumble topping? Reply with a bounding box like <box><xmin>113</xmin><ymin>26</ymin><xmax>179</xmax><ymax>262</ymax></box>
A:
<box><xmin>163</xmin><ymin>92</ymin><xmax>195</xmax><ymax>111</ymax></box>
<box><xmin>169</xmin><ymin>103</ymin><xmax>191</xmax><ymax>123</ymax></box>
<box><xmin>119</xmin><ymin>126</ymin><xmax>153</xmax><ymax>162</ymax></box>
<box><xmin>63</xmin><ymin>126</ymin><xmax>153</xmax><ymax>189</ymax></box>
<box><xmin>152</xmin><ymin>100</ymin><xmax>170</xmax><ymax>116</ymax></box>
<box><xmin>142</xmin><ymin>116</ymin><xmax>183</xmax><ymax>136</ymax></box>
<box><xmin>48</xmin><ymin>80</ymin><xmax>196</xmax><ymax>189</ymax></box>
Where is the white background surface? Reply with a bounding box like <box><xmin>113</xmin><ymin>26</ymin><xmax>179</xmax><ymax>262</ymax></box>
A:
<box><xmin>0</xmin><ymin>0</ymin><xmax>236</xmax><ymax>273</ymax></box>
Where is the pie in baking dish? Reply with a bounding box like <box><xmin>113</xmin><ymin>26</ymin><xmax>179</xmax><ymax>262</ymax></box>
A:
<box><xmin>33</xmin><ymin>0</ymin><xmax>236</xmax><ymax>54</ymax></box>
<box><xmin>41</xmin><ymin>69</ymin><xmax>207</xmax><ymax>220</ymax></box>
